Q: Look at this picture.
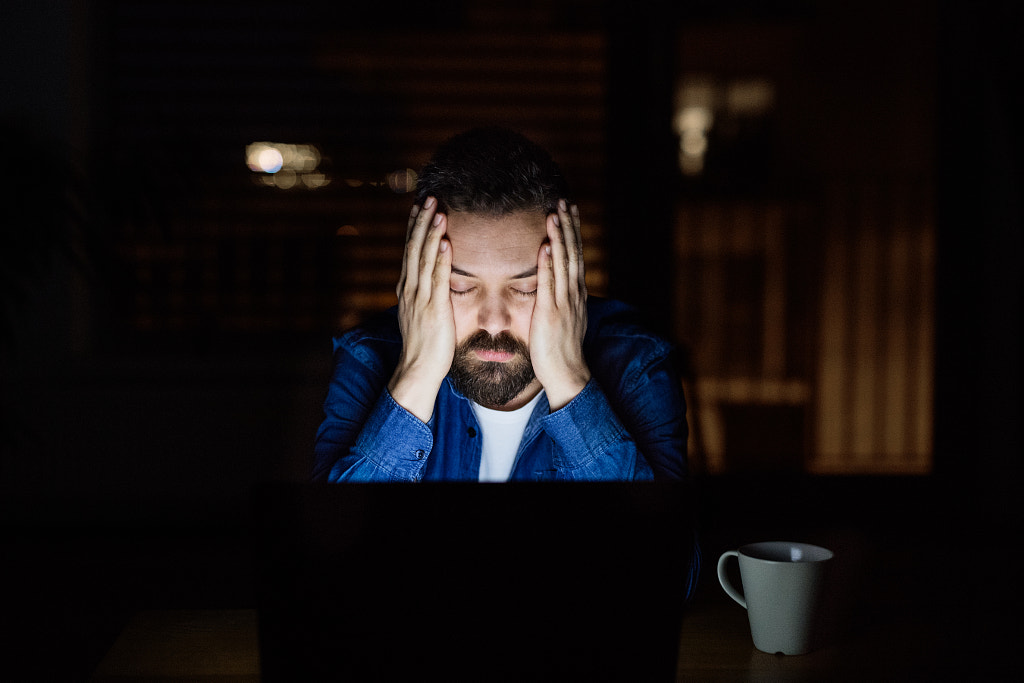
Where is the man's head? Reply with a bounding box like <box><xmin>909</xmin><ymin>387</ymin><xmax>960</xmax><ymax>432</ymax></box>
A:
<box><xmin>414</xmin><ymin>127</ymin><xmax>569</xmax><ymax>216</ymax></box>
<box><xmin>415</xmin><ymin>128</ymin><xmax>570</xmax><ymax>409</ymax></box>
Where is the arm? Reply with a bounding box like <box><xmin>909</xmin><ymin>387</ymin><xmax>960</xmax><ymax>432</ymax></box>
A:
<box><xmin>313</xmin><ymin>198</ymin><xmax>455</xmax><ymax>482</ymax></box>
<box><xmin>541</xmin><ymin>346</ymin><xmax>688</xmax><ymax>481</ymax></box>
<box><xmin>530</xmin><ymin>201</ymin><xmax>686</xmax><ymax>481</ymax></box>
<box><xmin>529</xmin><ymin>199</ymin><xmax>591</xmax><ymax>411</ymax></box>
<box><xmin>313</xmin><ymin>335</ymin><xmax>436</xmax><ymax>482</ymax></box>
<box><xmin>387</xmin><ymin>197</ymin><xmax>456</xmax><ymax>423</ymax></box>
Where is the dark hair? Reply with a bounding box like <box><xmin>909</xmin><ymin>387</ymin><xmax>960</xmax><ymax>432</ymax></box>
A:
<box><xmin>414</xmin><ymin>127</ymin><xmax>569</xmax><ymax>216</ymax></box>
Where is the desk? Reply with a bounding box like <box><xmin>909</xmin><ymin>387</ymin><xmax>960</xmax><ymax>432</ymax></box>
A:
<box><xmin>91</xmin><ymin>609</ymin><xmax>260</xmax><ymax>682</ymax></box>
<box><xmin>677</xmin><ymin>593</ymin><xmax>943</xmax><ymax>682</ymax></box>
<box><xmin>90</xmin><ymin>475</ymin><xmax>1013</xmax><ymax>681</ymax></box>
<box><xmin>89</xmin><ymin>594</ymin><xmax>962</xmax><ymax>682</ymax></box>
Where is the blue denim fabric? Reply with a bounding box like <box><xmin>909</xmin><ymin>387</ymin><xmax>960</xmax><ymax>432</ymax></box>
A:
<box><xmin>314</xmin><ymin>297</ymin><xmax>690</xmax><ymax>484</ymax></box>
<box><xmin>314</xmin><ymin>297</ymin><xmax>701</xmax><ymax>599</ymax></box>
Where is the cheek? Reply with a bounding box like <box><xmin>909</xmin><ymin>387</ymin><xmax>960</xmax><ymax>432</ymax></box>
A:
<box><xmin>451</xmin><ymin>302</ymin><xmax>477</xmax><ymax>342</ymax></box>
<box><xmin>510</xmin><ymin>304</ymin><xmax>535</xmax><ymax>338</ymax></box>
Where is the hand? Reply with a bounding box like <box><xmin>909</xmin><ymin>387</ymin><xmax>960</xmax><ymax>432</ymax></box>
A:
<box><xmin>530</xmin><ymin>199</ymin><xmax>591</xmax><ymax>411</ymax></box>
<box><xmin>387</xmin><ymin>197</ymin><xmax>455</xmax><ymax>423</ymax></box>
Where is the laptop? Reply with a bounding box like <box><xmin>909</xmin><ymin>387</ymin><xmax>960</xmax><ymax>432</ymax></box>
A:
<box><xmin>255</xmin><ymin>482</ymin><xmax>697</xmax><ymax>682</ymax></box>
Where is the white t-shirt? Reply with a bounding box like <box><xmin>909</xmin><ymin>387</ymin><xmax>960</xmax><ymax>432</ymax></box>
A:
<box><xmin>471</xmin><ymin>391</ymin><xmax>545</xmax><ymax>482</ymax></box>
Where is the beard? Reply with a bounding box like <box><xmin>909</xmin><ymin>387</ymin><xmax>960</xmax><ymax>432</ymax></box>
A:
<box><xmin>449</xmin><ymin>330</ymin><xmax>536</xmax><ymax>408</ymax></box>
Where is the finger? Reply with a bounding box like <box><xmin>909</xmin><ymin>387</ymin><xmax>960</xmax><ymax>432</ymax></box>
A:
<box><xmin>432</xmin><ymin>236</ymin><xmax>452</xmax><ymax>302</ymax></box>
<box><xmin>557</xmin><ymin>199</ymin><xmax>580</xmax><ymax>295</ymax></box>
<box><xmin>547</xmin><ymin>211</ymin><xmax>569</xmax><ymax>304</ymax></box>
<box><xmin>537</xmin><ymin>241</ymin><xmax>555</xmax><ymax>310</ymax></box>
<box><xmin>416</xmin><ymin>210</ymin><xmax>446</xmax><ymax>305</ymax></box>
<box><xmin>398</xmin><ymin>203</ymin><xmax>421</xmax><ymax>296</ymax></box>
<box><xmin>570</xmin><ymin>202</ymin><xmax>587</xmax><ymax>297</ymax></box>
<box><xmin>406</xmin><ymin>203</ymin><xmax>420</xmax><ymax>239</ymax></box>
<box><xmin>400</xmin><ymin>197</ymin><xmax>437</xmax><ymax>298</ymax></box>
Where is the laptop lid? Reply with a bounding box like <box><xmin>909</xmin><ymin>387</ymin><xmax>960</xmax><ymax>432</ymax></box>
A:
<box><xmin>255</xmin><ymin>482</ymin><xmax>696</xmax><ymax>682</ymax></box>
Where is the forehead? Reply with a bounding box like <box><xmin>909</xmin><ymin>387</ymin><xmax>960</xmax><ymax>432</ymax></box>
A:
<box><xmin>446</xmin><ymin>211</ymin><xmax>548</xmax><ymax>276</ymax></box>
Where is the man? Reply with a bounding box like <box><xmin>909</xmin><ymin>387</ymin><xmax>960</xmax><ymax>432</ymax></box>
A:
<box><xmin>313</xmin><ymin>128</ymin><xmax>689</xmax><ymax>483</ymax></box>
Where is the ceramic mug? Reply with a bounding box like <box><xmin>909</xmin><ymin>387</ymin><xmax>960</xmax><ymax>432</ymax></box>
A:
<box><xmin>717</xmin><ymin>541</ymin><xmax>834</xmax><ymax>655</ymax></box>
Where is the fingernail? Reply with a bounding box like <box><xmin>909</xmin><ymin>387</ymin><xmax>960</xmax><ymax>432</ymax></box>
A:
<box><xmin>433</xmin><ymin>212</ymin><xmax>443</xmax><ymax>226</ymax></box>
<box><xmin>559</xmin><ymin>199</ymin><xmax>567</xmax><ymax>211</ymax></box>
<box><xmin>439</xmin><ymin>239</ymin><xmax>449</xmax><ymax>252</ymax></box>
<box><xmin>552</xmin><ymin>214</ymin><xmax>560</xmax><ymax>227</ymax></box>
<box><xmin>545</xmin><ymin>245</ymin><xmax>552</xmax><ymax>256</ymax></box>
<box><xmin>425</xmin><ymin>196</ymin><xmax>435</xmax><ymax>209</ymax></box>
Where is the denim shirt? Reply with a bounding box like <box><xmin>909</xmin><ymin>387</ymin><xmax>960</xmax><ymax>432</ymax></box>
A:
<box><xmin>313</xmin><ymin>297</ymin><xmax>690</xmax><ymax>483</ymax></box>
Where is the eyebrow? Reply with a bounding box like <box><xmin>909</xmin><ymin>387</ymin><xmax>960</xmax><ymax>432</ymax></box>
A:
<box><xmin>450</xmin><ymin>266</ymin><xmax>538</xmax><ymax>280</ymax></box>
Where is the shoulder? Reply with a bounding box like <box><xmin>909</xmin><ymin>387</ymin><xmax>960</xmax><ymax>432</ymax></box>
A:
<box><xmin>583</xmin><ymin>297</ymin><xmax>679</xmax><ymax>392</ymax></box>
<box><xmin>584</xmin><ymin>297</ymin><xmax>674</xmax><ymax>357</ymax></box>
<box><xmin>331</xmin><ymin>307</ymin><xmax>402</xmax><ymax>377</ymax></box>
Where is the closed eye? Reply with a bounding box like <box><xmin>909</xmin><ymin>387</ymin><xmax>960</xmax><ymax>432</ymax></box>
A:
<box><xmin>450</xmin><ymin>287</ymin><xmax>475</xmax><ymax>297</ymax></box>
<box><xmin>512</xmin><ymin>288</ymin><xmax>537</xmax><ymax>298</ymax></box>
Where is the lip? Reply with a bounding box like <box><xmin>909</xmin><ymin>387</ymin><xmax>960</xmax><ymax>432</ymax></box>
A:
<box><xmin>474</xmin><ymin>350</ymin><xmax>514</xmax><ymax>362</ymax></box>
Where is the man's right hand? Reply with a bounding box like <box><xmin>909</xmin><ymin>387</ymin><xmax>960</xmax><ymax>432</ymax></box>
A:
<box><xmin>387</xmin><ymin>197</ymin><xmax>455</xmax><ymax>423</ymax></box>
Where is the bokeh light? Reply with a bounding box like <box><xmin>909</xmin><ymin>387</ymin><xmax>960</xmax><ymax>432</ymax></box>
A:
<box><xmin>386</xmin><ymin>168</ymin><xmax>418</xmax><ymax>193</ymax></box>
<box><xmin>246</xmin><ymin>142</ymin><xmax>328</xmax><ymax>190</ymax></box>
<box><xmin>256</xmin><ymin>148</ymin><xmax>284</xmax><ymax>173</ymax></box>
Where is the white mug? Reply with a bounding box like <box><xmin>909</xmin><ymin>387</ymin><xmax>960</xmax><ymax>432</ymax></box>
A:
<box><xmin>717</xmin><ymin>541</ymin><xmax>833</xmax><ymax>655</ymax></box>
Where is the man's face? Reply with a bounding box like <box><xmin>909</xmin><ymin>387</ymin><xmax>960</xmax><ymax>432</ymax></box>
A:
<box><xmin>445</xmin><ymin>210</ymin><xmax>548</xmax><ymax>409</ymax></box>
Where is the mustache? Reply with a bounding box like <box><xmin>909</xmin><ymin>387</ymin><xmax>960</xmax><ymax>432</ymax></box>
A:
<box><xmin>460</xmin><ymin>330</ymin><xmax>527</xmax><ymax>356</ymax></box>
<box><xmin>450</xmin><ymin>330</ymin><xmax>536</xmax><ymax>406</ymax></box>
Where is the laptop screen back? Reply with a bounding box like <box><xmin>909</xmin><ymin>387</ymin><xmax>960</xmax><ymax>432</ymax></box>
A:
<box><xmin>255</xmin><ymin>482</ymin><xmax>696</xmax><ymax>682</ymax></box>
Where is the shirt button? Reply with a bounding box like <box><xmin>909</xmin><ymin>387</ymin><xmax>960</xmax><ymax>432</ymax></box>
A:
<box><xmin>414</xmin><ymin>450</ymin><xmax>425</xmax><ymax>460</ymax></box>
<box><xmin>467</xmin><ymin>427</ymin><xmax>477</xmax><ymax>438</ymax></box>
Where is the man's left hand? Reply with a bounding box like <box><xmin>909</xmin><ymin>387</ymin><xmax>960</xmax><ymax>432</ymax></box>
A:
<box><xmin>530</xmin><ymin>199</ymin><xmax>592</xmax><ymax>411</ymax></box>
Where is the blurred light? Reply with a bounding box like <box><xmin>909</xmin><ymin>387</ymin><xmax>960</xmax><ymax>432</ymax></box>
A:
<box><xmin>246</xmin><ymin>141</ymin><xmax>328</xmax><ymax>190</ymax></box>
<box><xmin>790</xmin><ymin>547</ymin><xmax>804</xmax><ymax>561</ymax></box>
<box><xmin>673</xmin><ymin>75</ymin><xmax>776</xmax><ymax>177</ymax></box>
<box><xmin>386</xmin><ymin>168</ymin><xmax>418</xmax><ymax>193</ymax></box>
<box><xmin>336</xmin><ymin>224</ymin><xmax>359</xmax><ymax>236</ymax></box>
<box><xmin>302</xmin><ymin>173</ymin><xmax>330</xmax><ymax>189</ymax></box>
<box><xmin>257</xmin><ymin>148</ymin><xmax>284</xmax><ymax>173</ymax></box>
<box><xmin>678</xmin><ymin>76</ymin><xmax>717</xmax><ymax>110</ymax></box>
<box><xmin>726</xmin><ymin>79</ymin><xmax>775</xmax><ymax>115</ymax></box>
<box><xmin>274</xmin><ymin>170</ymin><xmax>297</xmax><ymax>189</ymax></box>
<box><xmin>681</xmin><ymin>130</ymin><xmax>708</xmax><ymax>157</ymax></box>
<box><xmin>283</xmin><ymin>144</ymin><xmax>320</xmax><ymax>172</ymax></box>
<box><xmin>675</xmin><ymin>105</ymin><xmax>713</xmax><ymax>177</ymax></box>
<box><xmin>246</xmin><ymin>142</ymin><xmax>275</xmax><ymax>172</ymax></box>
<box><xmin>678</xmin><ymin>106</ymin><xmax>713</xmax><ymax>133</ymax></box>
<box><xmin>680</xmin><ymin>151</ymin><xmax>705</xmax><ymax>176</ymax></box>
<box><xmin>345</xmin><ymin>179</ymin><xmax>364</xmax><ymax>188</ymax></box>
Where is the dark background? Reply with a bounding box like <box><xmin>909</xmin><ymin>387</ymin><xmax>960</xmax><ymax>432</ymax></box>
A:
<box><xmin>2</xmin><ymin>0</ymin><xmax>1020</xmax><ymax>679</ymax></box>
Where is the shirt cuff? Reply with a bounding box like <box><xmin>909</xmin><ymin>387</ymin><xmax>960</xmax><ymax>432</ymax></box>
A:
<box><xmin>352</xmin><ymin>389</ymin><xmax>435</xmax><ymax>481</ymax></box>
<box><xmin>539</xmin><ymin>379</ymin><xmax>629</xmax><ymax>470</ymax></box>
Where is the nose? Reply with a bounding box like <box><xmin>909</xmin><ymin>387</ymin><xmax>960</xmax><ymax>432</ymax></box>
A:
<box><xmin>477</xmin><ymin>292</ymin><xmax>512</xmax><ymax>337</ymax></box>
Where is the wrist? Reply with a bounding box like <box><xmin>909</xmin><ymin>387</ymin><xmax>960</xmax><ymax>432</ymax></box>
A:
<box><xmin>388</xmin><ymin>362</ymin><xmax>446</xmax><ymax>423</ymax></box>
<box><xmin>542</xmin><ymin>367</ymin><xmax>591</xmax><ymax>412</ymax></box>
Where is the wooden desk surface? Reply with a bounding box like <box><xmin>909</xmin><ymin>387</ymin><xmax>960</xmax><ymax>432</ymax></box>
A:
<box><xmin>90</xmin><ymin>595</ymin><xmax>953</xmax><ymax>682</ymax></box>
<box><xmin>92</xmin><ymin>609</ymin><xmax>260</xmax><ymax>682</ymax></box>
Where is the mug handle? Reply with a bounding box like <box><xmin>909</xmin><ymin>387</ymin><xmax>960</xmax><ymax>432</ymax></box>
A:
<box><xmin>717</xmin><ymin>550</ymin><xmax>747</xmax><ymax>609</ymax></box>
